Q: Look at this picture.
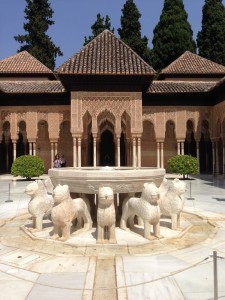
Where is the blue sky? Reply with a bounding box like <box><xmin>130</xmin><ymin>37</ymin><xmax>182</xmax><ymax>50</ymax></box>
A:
<box><xmin>1</xmin><ymin>0</ymin><xmax>225</xmax><ymax>68</ymax></box>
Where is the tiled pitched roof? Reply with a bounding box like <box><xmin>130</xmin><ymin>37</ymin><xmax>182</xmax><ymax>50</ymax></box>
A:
<box><xmin>210</xmin><ymin>76</ymin><xmax>225</xmax><ymax>90</ymax></box>
<box><xmin>0</xmin><ymin>51</ymin><xmax>53</xmax><ymax>74</ymax></box>
<box><xmin>0</xmin><ymin>81</ymin><xmax>65</xmax><ymax>94</ymax></box>
<box><xmin>56</xmin><ymin>30</ymin><xmax>155</xmax><ymax>76</ymax></box>
<box><xmin>160</xmin><ymin>51</ymin><xmax>225</xmax><ymax>75</ymax></box>
<box><xmin>147</xmin><ymin>81</ymin><xmax>216</xmax><ymax>94</ymax></box>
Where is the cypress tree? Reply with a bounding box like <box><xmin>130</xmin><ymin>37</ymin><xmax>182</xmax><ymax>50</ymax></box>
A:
<box><xmin>118</xmin><ymin>0</ymin><xmax>151</xmax><ymax>64</ymax></box>
<box><xmin>84</xmin><ymin>14</ymin><xmax>114</xmax><ymax>45</ymax></box>
<box><xmin>197</xmin><ymin>0</ymin><xmax>225</xmax><ymax>65</ymax></box>
<box><xmin>14</xmin><ymin>0</ymin><xmax>63</xmax><ymax>70</ymax></box>
<box><xmin>152</xmin><ymin>0</ymin><xmax>196</xmax><ymax>71</ymax></box>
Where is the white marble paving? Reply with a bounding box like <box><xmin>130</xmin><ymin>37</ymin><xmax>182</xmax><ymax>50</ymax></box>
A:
<box><xmin>125</xmin><ymin>273</ymin><xmax>185</xmax><ymax>300</ymax></box>
<box><xmin>0</xmin><ymin>249</ymin><xmax>50</xmax><ymax>267</ymax></box>
<box><xmin>0</xmin><ymin>278</ymin><xmax>34</xmax><ymax>300</ymax></box>
<box><xmin>26</xmin><ymin>284</ymin><xmax>83</xmax><ymax>300</ymax></box>
<box><xmin>173</xmin><ymin>260</ymin><xmax>225</xmax><ymax>300</ymax></box>
<box><xmin>28</xmin><ymin>256</ymin><xmax>91</xmax><ymax>273</ymax></box>
<box><xmin>82</xmin><ymin>256</ymin><xmax>96</xmax><ymax>300</ymax></box>
<box><xmin>122</xmin><ymin>255</ymin><xmax>188</xmax><ymax>273</ymax></box>
<box><xmin>0</xmin><ymin>174</ymin><xmax>225</xmax><ymax>299</ymax></box>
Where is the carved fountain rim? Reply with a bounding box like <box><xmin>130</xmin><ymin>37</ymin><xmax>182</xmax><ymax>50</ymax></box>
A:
<box><xmin>48</xmin><ymin>167</ymin><xmax>166</xmax><ymax>194</ymax></box>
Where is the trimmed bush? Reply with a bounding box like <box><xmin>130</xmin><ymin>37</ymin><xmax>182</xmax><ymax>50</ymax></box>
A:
<box><xmin>168</xmin><ymin>155</ymin><xmax>199</xmax><ymax>179</ymax></box>
<box><xmin>11</xmin><ymin>155</ymin><xmax>45</xmax><ymax>180</ymax></box>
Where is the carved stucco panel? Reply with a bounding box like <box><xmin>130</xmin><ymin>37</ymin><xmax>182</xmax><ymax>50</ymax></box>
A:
<box><xmin>212</xmin><ymin>102</ymin><xmax>225</xmax><ymax>137</ymax></box>
<box><xmin>97</xmin><ymin>110</ymin><xmax>116</xmax><ymax>132</ymax></box>
<box><xmin>17</xmin><ymin>111</ymin><xmax>26</xmax><ymax>122</ymax></box>
<box><xmin>71</xmin><ymin>92</ymin><xmax>83</xmax><ymax>135</ymax></box>
<box><xmin>165</xmin><ymin>110</ymin><xmax>176</xmax><ymax>123</ymax></box>
<box><xmin>59</xmin><ymin>110</ymin><xmax>70</xmax><ymax>124</ymax></box>
<box><xmin>38</xmin><ymin>111</ymin><xmax>48</xmax><ymax>122</ymax></box>
<box><xmin>176</xmin><ymin>110</ymin><xmax>186</xmax><ymax>140</ymax></box>
<box><xmin>82</xmin><ymin>96</ymin><xmax>131</xmax><ymax>118</ymax></box>
<box><xmin>142</xmin><ymin>108</ymin><xmax>156</xmax><ymax>127</ymax></box>
<box><xmin>81</xmin><ymin>96</ymin><xmax>131</xmax><ymax>136</ymax></box>
<box><xmin>10</xmin><ymin>112</ymin><xmax>18</xmax><ymax>140</ymax></box>
<box><xmin>1</xmin><ymin>110</ymin><xmax>11</xmax><ymax>122</ymax></box>
<box><xmin>130</xmin><ymin>92</ymin><xmax>142</xmax><ymax>135</ymax></box>
<box><xmin>26</xmin><ymin>112</ymin><xmax>38</xmax><ymax>140</ymax></box>
<box><xmin>48</xmin><ymin>113</ymin><xmax>60</xmax><ymax>139</ymax></box>
<box><xmin>155</xmin><ymin>112</ymin><xmax>165</xmax><ymax>140</ymax></box>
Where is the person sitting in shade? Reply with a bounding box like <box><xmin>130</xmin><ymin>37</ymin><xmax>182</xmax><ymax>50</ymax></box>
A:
<box><xmin>53</xmin><ymin>154</ymin><xmax>61</xmax><ymax>168</ymax></box>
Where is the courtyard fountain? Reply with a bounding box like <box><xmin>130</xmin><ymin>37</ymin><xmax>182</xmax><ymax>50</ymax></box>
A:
<box><xmin>0</xmin><ymin>166</ymin><xmax>216</xmax><ymax>257</ymax></box>
<box><xmin>48</xmin><ymin>166</ymin><xmax>166</xmax><ymax>194</ymax></box>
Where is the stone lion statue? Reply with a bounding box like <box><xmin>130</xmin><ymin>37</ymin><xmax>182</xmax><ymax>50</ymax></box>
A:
<box><xmin>97</xmin><ymin>186</ymin><xmax>116</xmax><ymax>244</ymax></box>
<box><xmin>158</xmin><ymin>178</ymin><xmax>186</xmax><ymax>230</ymax></box>
<box><xmin>51</xmin><ymin>184</ymin><xmax>92</xmax><ymax>241</ymax></box>
<box><xmin>120</xmin><ymin>182</ymin><xmax>162</xmax><ymax>240</ymax></box>
<box><xmin>25</xmin><ymin>179</ymin><xmax>54</xmax><ymax>232</ymax></box>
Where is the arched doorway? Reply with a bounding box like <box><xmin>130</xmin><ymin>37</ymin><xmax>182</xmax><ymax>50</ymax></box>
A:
<box><xmin>199</xmin><ymin>120</ymin><xmax>212</xmax><ymax>173</ymax></box>
<box><xmin>184</xmin><ymin>119</ymin><xmax>196</xmax><ymax>157</ymax></box>
<box><xmin>17</xmin><ymin>121</ymin><xmax>28</xmax><ymax>157</ymax></box>
<box><xmin>164</xmin><ymin>120</ymin><xmax>176</xmax><ymax>170</ymax></box>
<box><xmin>0</xmin><ymin>121</ymin><xmax>13</xmax><ymax>173</ymax></box>
<box><xmin>36</xmin><ymin>120</ymin><xmax>51</xmax><ymax>171</ymax></box>
<box><xmin>58</xmin><ymin>121</ymin><xmax>73</xmax><ymax>167</ymax></box>
<box><xmin>141</xmin><ymin>120</ymin><xmax>157</xmax><ymax>167</ymax></box>
<box><xmin>100</xmin><ymin>130</ymin><xmax>115</xmax><ymax>166</ymax></box>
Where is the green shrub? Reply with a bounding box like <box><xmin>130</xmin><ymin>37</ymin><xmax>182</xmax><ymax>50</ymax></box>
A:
<box><xmin>11</xmin><ymin>155</ymin><xmax>45</xmax><ymax>180</ymax></box>
<box><xmin>168</xmin><ymin>155</ymin><xmax>199</xmax><ymax>179</ymax></box>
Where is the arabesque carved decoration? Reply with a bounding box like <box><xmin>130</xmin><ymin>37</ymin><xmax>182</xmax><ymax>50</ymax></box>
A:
<box><xmin>59</xmin><ymin>110</ymin><xmax>70</xmax><ymax>124</ymax></box>
<box><xmin>82</xmin><ymin>96</ymin><xmax>131</xmax><ymax>119</ymax></box>
<box><xmin>1</xmin><ymin>111</ymin><xmax>11</xmax><ymax>122</ymax></box>
<box><xmin>97</xmin><ymin>110</ymin><xmax>116</xmax><ymax>128</ymax></box>
<box><xmin>38</xmin><ymin>111</ymin><xmax>48</xmax><ymax>122</ymax></box>
<box><xmin>17</xmin><ymin>111</ymin><xmax>26</xmax><ymax>122</ymax></box>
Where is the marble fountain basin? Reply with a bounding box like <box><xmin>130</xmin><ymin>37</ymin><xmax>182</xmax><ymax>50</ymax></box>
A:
<box><xmin>48</xmin><ymin>167</ymin><xmax>165</xmax><ymax>194</ymax></box>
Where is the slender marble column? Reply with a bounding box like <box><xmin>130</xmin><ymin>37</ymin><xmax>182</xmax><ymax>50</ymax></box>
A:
<box><xmin>73</xmin><ymin>137</ymin><xmax>77</xmax><ymax>167</ymax></box>
<box><xmin>33</xmin><ymin>142</ymin><xmax>36</xmax><ymax>156</ymax></box>
<box><xmin>196</xmin><ymin>141</ymin><xmax>200</xmax><ymax>173</ymax></box>
<box><xmin>132</xmin><ymin>138</ymin><xmax>136</xmax><ymax>167</ymax></box>
<box><xmin>78</xmin><ymin>137</ymin><xmax>81</xmax><ymax>167</ymax></box>
<box><xmin>157</xmin><ymin>142</ymin><xmax>160</xmax><ymax>168</ymax></box>
<box><xmin>29</xmin><ymin>142</ymin><xmax>32</xmax><ymax>155</ymax></box>
<box><xmin>117</xmin><ymin>137</ymin><xmax>120</xmax><ymax>167</ymax></box>
<box><xmin>181</xmin><ymin>142</ymin><xmax>184</xmax><ymax>155</ymax></box>
<box><xmin>160</xmin><ymin>142</ymin><xmax>164</xmax><ymax>168</ymax></box>
<box><xmin>177</xmin><ymin>142</ymin><xmax>180</xmax><ymax>155</ymax></box>
<box><xmin>51</xmin><ymin>142</ymin><xmax>54</xmax><ymax>168</ymax></box>
<box><xmin>137</xmin><ymin>137</ymin><xmax>141</xmax><ymax>167</ymax></box>
<box><xmin>55</xmin><ymin>142</ymin><xmax>58</xmax><ymax>156</ymax></box>
<box><xmin>93</xmin><ymin>136</ymin><xmax>97</xmax><ymax>167</ymax></box>
<box><xmin>96</xmin><ymin>138</ymin><xmax>100</xmax><ymax>166</ymax></box>
<box><xmin>13</xmin><ymin>142</ymin><xmax>16</xmax><ymax>161</ymax></box>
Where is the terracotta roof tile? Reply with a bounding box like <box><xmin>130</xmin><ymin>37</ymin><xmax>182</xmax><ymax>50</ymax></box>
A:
<box><xmin>0</xmin><ymin>81</ymin><xmax>65</xmax><ymax>94</ymax></box>
<box><xmin>56</xmin><ymin>30</ymin><xmax>155</xmax><ymax>76</ymax></box>
<box><xmin>208</xmin><ymin>76</ymin><xmax>225</xmax><ymax>92</ymax></box>
<box><xmin>0</xmin><ymin>51</ymin><xmax>53</xmax><ymax>74</ymax></box>
<box><xmin>160</xmin><ymin>51</ymin><xmax>225</xmax><ymax>75</ymax></box>
<box><xmin>147</xmin><ymin>81</ymin><xmax>216</xmax><ymax>93</ymax></box>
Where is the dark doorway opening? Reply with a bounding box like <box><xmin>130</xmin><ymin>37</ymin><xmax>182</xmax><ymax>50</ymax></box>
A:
<box><xmin>100</xmin><ymin>130</ymin><xmax>115</xmax><ymax>166</ymax></box>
